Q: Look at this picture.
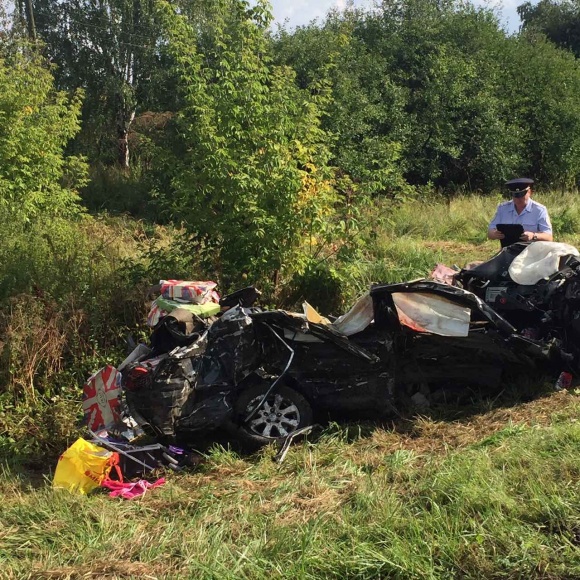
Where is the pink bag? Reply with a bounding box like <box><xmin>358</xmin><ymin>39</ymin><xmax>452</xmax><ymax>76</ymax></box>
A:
<box><xmin>101</xmin><ymin>477</ymin><xmax>166</xmax><ymax>500</ymax></box>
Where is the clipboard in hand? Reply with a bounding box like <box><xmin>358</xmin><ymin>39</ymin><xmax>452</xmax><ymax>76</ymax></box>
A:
<box><xmin>497</xmin><ymin>223</ymin><xmax>524</xmax><ymax>247</ymax></box>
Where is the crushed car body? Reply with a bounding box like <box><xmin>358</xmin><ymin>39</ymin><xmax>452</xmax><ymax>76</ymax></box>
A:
<box><xmin>84</xmin><ymin>242</ymin><xmax>580</xmax><ymax>449</ymax></box>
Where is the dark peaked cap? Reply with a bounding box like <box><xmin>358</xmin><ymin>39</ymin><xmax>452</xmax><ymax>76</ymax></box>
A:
<box><xmin>505</xmin><ymin>177</ymin><xmax>534</xmax><ymax>195</ymax></box>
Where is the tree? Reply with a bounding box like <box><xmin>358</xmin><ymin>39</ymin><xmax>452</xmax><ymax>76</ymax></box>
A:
<box><xmin>376</xmin><ymin>0</ymin><xmax>526</xmax><ymax>191</ymax></box>
<box><xmin>274</xmin><ymin>0</ymin><xmax>524</xmax><ymax>193</ymax></box>
<box><xmin>157</xmin><ymin>0</ymin><xmax>343</xmax><ymax>289</ymax></box>
<box><xmin>273</xmin><ymin>11</ymin><xmax>410</xmax><ymax>198</ymax></box>
<box><xmin>32</xmin><ymin>0</ymin><xmax>168</xmax><ymax>168</ymax></box>
<box><xmin>0</xmin><ymin>39</ymin><xmax>87</xmax><ymax>221</ymax></box>
<box><xmin>519</xmin><ymin>0</ymin><xmax>580</xmax><ymax>57</ymax></box>
<box><xmin>502</xmin><ymin>31</ymin><xmax>580</xmax><ymax>186</ymax></box>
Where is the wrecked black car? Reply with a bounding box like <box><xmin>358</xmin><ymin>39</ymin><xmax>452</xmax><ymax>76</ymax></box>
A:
<box><xmin>112</xmin><ymin>241</ymin><xmax>580</xmax><ymax>448</ymax></box>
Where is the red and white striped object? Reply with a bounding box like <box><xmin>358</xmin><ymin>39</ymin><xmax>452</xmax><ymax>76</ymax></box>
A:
<box><xmin>82</xmin><ymin>365</ymin><xmax>122</xmax><ymax>431</ymax></box>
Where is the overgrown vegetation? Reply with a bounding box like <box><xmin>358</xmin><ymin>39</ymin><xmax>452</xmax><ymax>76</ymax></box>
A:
<box><xmin>1</xmin><ymin>1</ymin><xmax>580</xmax><ymax>576</ymax></box>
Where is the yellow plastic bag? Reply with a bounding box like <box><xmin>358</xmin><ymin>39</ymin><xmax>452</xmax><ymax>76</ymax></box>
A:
<box><xmin>53</xmin><ymin>438</ymin><xmax>115</xmax><ymax>494</ymax></box>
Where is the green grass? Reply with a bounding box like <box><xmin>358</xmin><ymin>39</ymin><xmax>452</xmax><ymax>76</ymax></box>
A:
<box><xmin>1</xmin><ymin>394</ymin><xmax>579</xmax><ymax>579</ymax></box>
<box><xmin>2</xmin><ymin>191</ymin><xmax>580</xmax><ymax>578</ymax></box>
<box><xmin>340</xmin><ymin>190</ymin><xmax>580</xmax><ymax>308</ymax></box>
<box><xmin>374</xmin><ymin>190</ymin><xmax>580</xmax><ymax>246</ymax></box>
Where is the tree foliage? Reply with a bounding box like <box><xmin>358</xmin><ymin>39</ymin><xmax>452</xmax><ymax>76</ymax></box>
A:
<box><xmin>8</xmin><ymin>0</ymin><xmax>580</xmax><ymax>199</ymax></box>
<box><xmin>32</xmin><ymin>0</ymin><xmax>170</xmax><ymax>167</ymax></box>
<box><xmin>519</xmin><ymin>0</ymin><xmax>580</xmax><ymax>56</ymax></box>
<box><xmin>274</xmin><ymin>12</ymin><xmax>409</xmax><ymax>198</ymax></box>
<box><xmin>502</xmin><ymin>31</ymin><xmax>580</xmax><ymax>186</ymax></box>
<box><xmin>0</xmin><ymin>40</ymin><xmax>86</xmax><ymax>221</ymax></box>
<box><xmin>157</xmin><ymin>0</ymin><xmax>343</xmax><ymax>289</ymax></box>
<box><xmin>270</xmin><ymin>0</ymin><xmax>580</xmax><ymax>193</ymax></box>
<box><xmin>273</xmin><ymin>0</ymin><xmax>530</xmax><ymax>193</ymax></box>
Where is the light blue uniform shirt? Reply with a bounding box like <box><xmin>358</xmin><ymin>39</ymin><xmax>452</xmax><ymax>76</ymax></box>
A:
<box><xmin>489</xmin><ymin>199</ymin><xmax>552</xmax><ymax>233</ymax></box>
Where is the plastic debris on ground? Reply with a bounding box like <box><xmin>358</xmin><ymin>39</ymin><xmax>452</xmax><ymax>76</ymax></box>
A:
<box><xmin>53</xmin><ymin>438</ymin><xmax>120</xmax><ymax>495</ymax></box>
<box><xmin>101</xmin><ymin>477</ymin><xmax>166</xmax><ymax>500</ymax></box>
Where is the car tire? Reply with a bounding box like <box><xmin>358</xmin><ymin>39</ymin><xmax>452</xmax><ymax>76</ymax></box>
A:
<box><xmin>231</xmin><ymin>381</ymin><xmax>313</xmax><ymax>448</ymax></box>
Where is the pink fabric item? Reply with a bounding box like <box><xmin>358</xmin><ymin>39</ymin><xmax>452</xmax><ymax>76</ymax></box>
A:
<box><xmin>429</xmin><ymin>263</ymin><xmax>458</xmax><ymax>286</ymax></box>
<box><xmin>101</xmin><ymin>477</ymin><xmax>166</xmax><ymax>500</ymax></box>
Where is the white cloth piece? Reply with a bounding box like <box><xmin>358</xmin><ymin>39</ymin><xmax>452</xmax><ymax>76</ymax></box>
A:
<box><xmin>392</xmin><ymin>292</ymin><xmax>471</xmax><ymax>337</ymax></box>
<box><xmin>331</xmin><ymin>292</ymin><xmax>374</xmax><ymax>336</ymax></box>
<box><xmin>117</xmin><ymin>343</ymin><xmax>152</xmax><ymax>372</ymax></box>
<box><xmin>508</xmin><ymin>242</ymin><xmax>579</xmax><ymax>285</ymax></box>
<box><xmin>301</xmin><ymin>294</ymin><xmax>374</xmax><ymax>336</ymax></box>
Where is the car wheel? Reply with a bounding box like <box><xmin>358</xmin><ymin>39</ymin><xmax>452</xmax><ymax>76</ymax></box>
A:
<box><xmin>233</xmin><ymin>382</ymin><xmax>313</xmax><ymax>447</ymax></box>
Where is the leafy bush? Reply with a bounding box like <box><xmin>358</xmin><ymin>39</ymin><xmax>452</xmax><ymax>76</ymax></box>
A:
<box><xmin>280</xmin><ymin>260</ymin><xmax>345</xmax><ymax>315</ymax></box>
<box><xmin>81</xmin><ymin>163</ymin><xmax>159</xmax><ymax>219</ymax></box>
<box><xmin>0</xmin><ymin>394</ymin><xmax>82</xmax><ymax>465</ymax></box>
<box><xmin>155</xmin><ymin>0</ymin><xmax>351</xmax><ymax>292</ymax></box>
<box><xmin>0</xmin><ymin>214</ymin><xmax>152</xmax><ymax>398</ymax></box>
<box><xmin>0</xmin><ymin>43</ymin><xmax>87</xmax><ymax>222</ymax></box>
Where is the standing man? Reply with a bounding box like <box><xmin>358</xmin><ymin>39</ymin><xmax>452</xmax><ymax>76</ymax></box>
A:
<box><xmin>488</xmin><ymin>178</ymin><xmax>553</xmax><ymax>244</ymax></box>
